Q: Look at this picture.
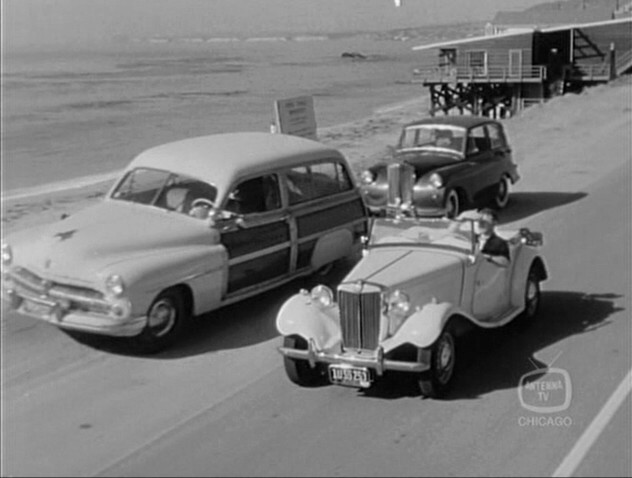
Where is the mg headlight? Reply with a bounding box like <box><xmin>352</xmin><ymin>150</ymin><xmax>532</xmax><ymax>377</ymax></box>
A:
<box><xmin>428</xmin><ymin>173</ymin><xmax>443</xmax><ymax>189</ymax></box>
<box><xmin>386</xmin><ymin>290</ymin><xmax>411</xmax><ymax>335</ymax></box>
<box><xmin>360</xmin><ymin>170</ymin><xmax>376</xmax><ymax>185</ymax></box>
<box><xmin>1</xmin><ymin>243</ymin><xmax>12</xmax><ymax>266</ymax></box>
<box><xmin>311</xmin><ymin>285</ymin><xmax>334</xmax><ymax>308</ymax></box>
<box><xmin>105</xmin><ymin>274</ymin><xmax>125</xmax><ymax>297</ymax></box>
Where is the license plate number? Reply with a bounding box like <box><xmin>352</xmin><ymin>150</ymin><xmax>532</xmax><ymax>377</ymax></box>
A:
<box><xmin>328</xmin><ymin>365</ymin><xmax>371</xmax><ymax>388</ymax></box>
<box><xmin>21</xmin><ymin>299</ymin><xmax>53</xmax><ymax>317</ymax></box>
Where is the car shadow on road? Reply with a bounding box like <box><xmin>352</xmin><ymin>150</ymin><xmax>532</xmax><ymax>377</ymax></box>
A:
<box><xmin>498</xmin><ymin>192</ymin><xmax>587</xmax><ymax>225</ymax></box>
<box><xmin>360</xmin><ymin>290</ymin><xmax>623</xmax><ymax>400</ymax></box>
<box><xmin>69</xmin><ymin>259</ymin><xmax>356</xmax><ymax>359</ymax></box>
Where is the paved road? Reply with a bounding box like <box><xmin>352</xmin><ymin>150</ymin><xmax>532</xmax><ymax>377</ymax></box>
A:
<box><xmin>2</xmin><ymin>120</ymin><xmax>630</xmax><ymax>476</ymax></box>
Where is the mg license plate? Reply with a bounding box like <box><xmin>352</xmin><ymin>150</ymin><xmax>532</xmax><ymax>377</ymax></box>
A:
<box><xmin>328</xmin><ymin>364</ymin><xmax>371</xmax><ymax>388</ymax></box>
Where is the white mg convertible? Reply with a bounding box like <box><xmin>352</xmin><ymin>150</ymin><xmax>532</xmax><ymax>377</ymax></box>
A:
<box><xmin>276</xmin><ymin>165</ymin><xmax>548</xmax><ymax>397</ymax></box>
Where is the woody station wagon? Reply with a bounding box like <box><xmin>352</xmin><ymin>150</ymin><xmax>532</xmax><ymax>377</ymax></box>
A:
<box><xmin>1</xmin><ymin>132</ymin><xmax>368</xmax><ymax>353</ymax></box>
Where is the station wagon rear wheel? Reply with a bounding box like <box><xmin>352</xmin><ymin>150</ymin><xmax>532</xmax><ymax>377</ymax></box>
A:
<box><xmin>492</xmin><ymin>175</ymin><xmax>511</xmax><ymax>209</ymax></box>
<box><xmin>282</xmin><ymin>336</ymin><xmax>325</xmax><ymax>387</ymax></box>
<box><xmin>444</xmin><ymin>189</ymin><xmax>460</xmax><ymax>219</ymax></box>
<box><xmin>132</xmin><ymin>289</ymin><xmax>187</xmax><ymax>354</ymax></box>
<box><xmin>418</xmin><ymin>328</ymin><xmax>456</xmax><ymax>398</ymax></box>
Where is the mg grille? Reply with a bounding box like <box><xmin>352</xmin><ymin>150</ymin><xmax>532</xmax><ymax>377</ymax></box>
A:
<box><xmin>338</xmin><ymin>289</ymin><xmax>381</xmax><ymax>350</ymax></box>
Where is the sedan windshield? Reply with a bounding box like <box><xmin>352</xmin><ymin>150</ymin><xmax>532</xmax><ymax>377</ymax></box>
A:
<box><xmin>369</xmin><ymin>217</ymin><xmax>474</xmax><ymax>253</ymax></box>
<box><xmin>110</xmin><ymin>168</ymin><xmax>218</xmax><ymax>217</ymax></box>
<box><xmin>398</xmin><ymin>125</ymin><xmax>466</xmax><ymax>156</ymax></box>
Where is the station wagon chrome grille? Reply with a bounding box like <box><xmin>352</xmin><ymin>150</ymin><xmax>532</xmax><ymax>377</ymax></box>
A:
<box><xmin>11</xmin><ymin>267</ymin><xmax>110</xmax><ymax>314</ymax></box>
<box><xmin>338</xmin><ymin>289</ymin><xmax>381</xmax><ymax>350</ymax></box>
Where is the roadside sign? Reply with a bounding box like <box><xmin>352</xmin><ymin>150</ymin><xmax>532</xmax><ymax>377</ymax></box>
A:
<box><xmin>273</xmin><ymin>96</ymin><xmax>317</xmax><ymax>140</ymax></box>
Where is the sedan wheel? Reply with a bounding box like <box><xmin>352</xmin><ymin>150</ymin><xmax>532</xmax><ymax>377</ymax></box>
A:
<box><xmin>418</xmin><ymin>328</ymin><xmax>456</xmax><ymax>398</ymax></box>
<box><xmin>132</xmin><ymin>289</ymin><xmax>187</xmax><ymax>354</ymax></box>
<box><xmin>492</xmin><ymin>176</ymin><xmax>510</xmax><ymax>209</ymax></box>
<box><xmin>444</xmin><ymin>190</ymin><xmax>460</xmax><ymax>219</ymax></box>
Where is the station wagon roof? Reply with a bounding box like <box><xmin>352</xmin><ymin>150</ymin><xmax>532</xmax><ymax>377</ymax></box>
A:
<box><xmin>403</xmin><ymin>116</ymin><xmax>497</xmax><ymax>130</ymax></box>
<box><xmin>127</xmin><ymin>132</ymin><xmax>344</xmax><ymax>189</ymax></box>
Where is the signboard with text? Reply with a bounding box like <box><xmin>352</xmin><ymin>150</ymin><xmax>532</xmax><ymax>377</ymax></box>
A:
<box><xmin>273</xmin><ymin>96</ymin><xmax>317</xmax><ymax>140</ymax></box>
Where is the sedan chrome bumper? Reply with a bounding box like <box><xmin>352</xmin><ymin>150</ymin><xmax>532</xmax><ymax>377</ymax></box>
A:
<box><xmin>278</xmin><ymin>338</ymin><xmax>430</xmax><ymax>376</ymax></box>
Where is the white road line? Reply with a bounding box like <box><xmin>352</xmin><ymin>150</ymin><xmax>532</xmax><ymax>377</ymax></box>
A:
<box><xmin>553</xmin><ymin>367</ymin><xmax>632</xmax><ymax>477</ymax></box>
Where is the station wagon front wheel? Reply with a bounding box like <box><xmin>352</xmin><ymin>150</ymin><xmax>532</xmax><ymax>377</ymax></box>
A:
<box><xmin>132</xmin><ymin>289</ymin><xmax>187</xmax><ymax>354</ymax></box>
<box><xmin>418</xmin><ymin>328</ymin><xmax>456</xmax><ymax>398</ymax></box>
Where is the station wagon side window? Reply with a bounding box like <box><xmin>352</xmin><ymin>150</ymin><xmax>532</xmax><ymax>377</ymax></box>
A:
<box><xmin>486</xmin><ymin>124</ymin><xmax>505</xmax><ymax>150</ymax></box>
<box><xmin>286</xmin><ymin>161</ymin><xmax>353</xmax><ymax>205</ymax></box>
<box><xmin>224</xmin><ymin>174</ymin><xmax>281</xmax><ymax>215</ymax></box>
<box><xmin>467</xmin><ymin>125</ymin><xmax>490</xmax><ymax>155</ymax></box>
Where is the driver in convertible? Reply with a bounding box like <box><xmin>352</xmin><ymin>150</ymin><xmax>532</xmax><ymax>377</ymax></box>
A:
<box><xmin>475</xmin><ymin>208</ymin><xmax>510</xmax><ymax>268</ymax></box>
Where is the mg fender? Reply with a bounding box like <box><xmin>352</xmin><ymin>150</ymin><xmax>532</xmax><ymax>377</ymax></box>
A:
<box><xmin>382</xmin><ymin>301</ymin><xmax>474</xmax><ymax>351</ymax></box>
<box><xmin>276</xmin><ymin>293</ymin><xmax>341</xmax><ymax>351</ymax></box>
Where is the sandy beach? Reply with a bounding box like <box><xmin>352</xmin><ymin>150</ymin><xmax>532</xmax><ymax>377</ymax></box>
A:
<box><xmin>2</xmin><ymin>75</ymin><xmax>630</xmax><ymax>236</ymax></box>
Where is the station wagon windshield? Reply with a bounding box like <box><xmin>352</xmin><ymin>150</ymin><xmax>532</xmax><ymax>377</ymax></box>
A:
<box><xmin>111</xmin><ymin>167</ymin><xmax>218</xmax><ymax>216</ymax></box>
<box><xmin>369</xmin><ymin>217</ymin><xmax>474</xmax><ymax>253</ymax></box>
<box><xmin>398</xmin><ymin>125</ymin><xmax>466</xmax><ymax>156</ymax></box>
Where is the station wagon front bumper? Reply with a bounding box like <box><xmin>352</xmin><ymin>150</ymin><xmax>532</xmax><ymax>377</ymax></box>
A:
<box><xmin>278</xmin><ymin>338</ymin><xmax>430</xmax><ymax>376</ymax></box>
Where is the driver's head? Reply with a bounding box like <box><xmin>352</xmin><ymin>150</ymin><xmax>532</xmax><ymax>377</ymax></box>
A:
<box><xmin>436</xmin><ymin>129</ymin><xmax>454</xmax><ymax>147</ymax></box>
<box><xmin>476</xmin><ymin>207</ymin><xmax>498</xmax><ymax>235</ymax></box>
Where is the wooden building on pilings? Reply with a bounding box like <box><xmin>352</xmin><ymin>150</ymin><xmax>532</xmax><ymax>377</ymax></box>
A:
<box><xmin>410</xmin><ymin>17</ymin><xmax>632</xmax><ymax>117</ymax></box>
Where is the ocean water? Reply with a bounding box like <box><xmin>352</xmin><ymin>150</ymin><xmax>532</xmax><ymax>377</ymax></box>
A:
<box><xmin>2</xmin><ymin>34</ymin><xmax>432</xmax><ymax>194</ymax></box>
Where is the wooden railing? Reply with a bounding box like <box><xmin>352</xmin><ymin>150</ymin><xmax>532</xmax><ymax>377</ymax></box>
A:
<box><xmin>412</xmin><ymin>65</ymin><xmax>547</xmax><ymax>83</ymax></box>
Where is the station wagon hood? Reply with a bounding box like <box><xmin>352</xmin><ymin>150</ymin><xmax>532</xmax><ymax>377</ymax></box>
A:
<box><xmin>7</xmin><ymin>200</ymin><xmax>216</xmax><ymax>282</ymax></box>
<box><xmin>343</xmin><ymin>247</ymin><xmax>464</xmax><ymax>291</ymax></box>
<box><xmin>395</xmin><ymin>151</ymin><xmax>463</xmax><ymax>177</ymax></box>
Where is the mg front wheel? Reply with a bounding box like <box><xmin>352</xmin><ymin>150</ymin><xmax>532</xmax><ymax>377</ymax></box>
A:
<box><xmin>418</xmin><ymin>328</ymin><xmax>456</xmax><ymax>398</ymax></box>
<box><xmin>283</xmin><ymin>336</ymin><xmax>325</xmax><ymax>387</ymax></box>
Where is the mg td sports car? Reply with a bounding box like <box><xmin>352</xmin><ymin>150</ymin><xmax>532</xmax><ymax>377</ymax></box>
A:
<box><xmin>276</xmin><ymin>168</ymin><xmax>547</xmax><ymax>397</ymax></box>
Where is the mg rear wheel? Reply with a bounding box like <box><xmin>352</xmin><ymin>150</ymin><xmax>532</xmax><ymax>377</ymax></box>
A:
<box><xmin>418</xmin><ymin>328</ymin><xmax>456</xmax><ymax>398</ymax></box>
<box><xmin>283</xmin><ymin>336</ymin><xmax>325</xmax><ymax>387</ymax></box>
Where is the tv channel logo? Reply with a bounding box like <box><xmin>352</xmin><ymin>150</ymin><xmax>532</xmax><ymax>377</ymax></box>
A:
<box><xmin>518</xmin><ymin>366</ymin><xmax>572</xmax><ymax>414</ymax></box>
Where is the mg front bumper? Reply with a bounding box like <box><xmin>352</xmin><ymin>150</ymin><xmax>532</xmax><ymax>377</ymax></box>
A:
<box><xmin>278</xmin><ymin>338</ymin><xmax>430</xmax><ymax>376</ymax></box>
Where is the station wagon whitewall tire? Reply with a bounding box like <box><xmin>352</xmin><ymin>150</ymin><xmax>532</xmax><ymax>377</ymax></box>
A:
<box><xmin>492</xmin><ymin>175</ymin><xmax>511</xmax><ymax>209</ymax></box>
<box><xmin>418</xmin><ymin>327</ymin><xmax>456</xmax><ymax>398</ymax></box>
<box><xmin>132</xmin><ymin>288</ymin><xmax>188</xmax><ymax>354</ymax></box>
<box><xmin>282</xmin><ymin>336</ymin><xmax>325</xmax><ymax>386</ymax></box>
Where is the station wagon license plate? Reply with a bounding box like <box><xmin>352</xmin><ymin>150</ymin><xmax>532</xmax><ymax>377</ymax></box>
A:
<box><xmin>21</xmin><ymin>298</ymin><xmax>53</xmax><ymax>318</ymax></box>
<box><xmin>328</xmin><ymin>364</ymin><xmax>371</xmax><ymax>388</ymax></box>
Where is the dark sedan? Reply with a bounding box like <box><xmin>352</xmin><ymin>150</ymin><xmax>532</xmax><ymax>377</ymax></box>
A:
<box><xmin>360</xmin><ymin>116</ymin><xmax>520</xmax><ymax>218</ymax></box>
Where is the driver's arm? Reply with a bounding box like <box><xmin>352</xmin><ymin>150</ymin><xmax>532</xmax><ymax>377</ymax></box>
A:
<box><xmin>484</xmin><ymin>254</ymin><xmax>509</xmax><ymax>268</ymax></box>
<box><xmin>482</xmin><ymin>236</ymin><xmax>510</xmax><ymax>268</ymax></box>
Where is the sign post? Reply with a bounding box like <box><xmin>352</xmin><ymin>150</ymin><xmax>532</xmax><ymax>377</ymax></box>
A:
<box><xmin>273</xmin><ymin>96</ymin><xmax>318</xmax><ymax>140</ymax></box>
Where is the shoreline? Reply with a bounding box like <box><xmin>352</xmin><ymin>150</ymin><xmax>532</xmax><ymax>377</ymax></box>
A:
<box><xmin>2</xmin><ymin>76</ymin><xmax>630</xmax><ymax>234</ymax></box>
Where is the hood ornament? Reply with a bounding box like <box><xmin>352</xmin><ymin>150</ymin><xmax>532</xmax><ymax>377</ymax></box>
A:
<box><xmin>54</xmin><ymin>229</ymin><xmax>77</xmax><ymax>241</ymax></box>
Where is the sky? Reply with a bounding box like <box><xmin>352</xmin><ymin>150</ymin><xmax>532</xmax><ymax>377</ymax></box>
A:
<box><xmin>3</xmin><ymin>0</ymin><xmax>549</xmax><ymax>47</ymax></box>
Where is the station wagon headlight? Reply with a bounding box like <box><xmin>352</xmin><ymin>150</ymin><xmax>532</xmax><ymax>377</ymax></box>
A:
<box><xmin>105</xmin><ymin>274</ymin><xmax>125</xmax><ymax>297</ymax></box>
<box><xmin>386</xmin><ymin>290</ymin><xmax>411</xmax><ymax>335</ymax></box>
<box><xmin>311</xmin><ymin>285</ymin><xmax>334</xmax><ymax>308</ymax></box>
<box><xmin>360</xmin><ymin>170</ymin><xmax>376</xmax><ymax>185</ymax></box>
<box><xmin>1</xmin><ymin>243</ymin><xmax>12</xmax><ymax>266</ymax></box>
<box><xmin>428</xmin><ymin>173</ymin><xmax>443</xmax><ymax>189</ymax></box>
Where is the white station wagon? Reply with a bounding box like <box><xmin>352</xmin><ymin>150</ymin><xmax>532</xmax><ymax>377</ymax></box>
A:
<box><xmin>2</xmin><ymin>133</ymin><xmax>368</xmax><ymax>353</ymax></box>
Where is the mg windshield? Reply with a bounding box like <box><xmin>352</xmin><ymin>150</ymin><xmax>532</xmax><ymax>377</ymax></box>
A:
<box><xmin>110</xmin><ymin>167</ymin><xmax>217</xmax><ymax>217</ymax></box>
<box><xmin>398</xmin><ymin>125</ymin><xmax>466</xmax><ymax>156</ymax></box>
<box><xmin>369</xmin><ymin>217</ymin><xmax>474</xmax><ymax>253</ymax></box>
